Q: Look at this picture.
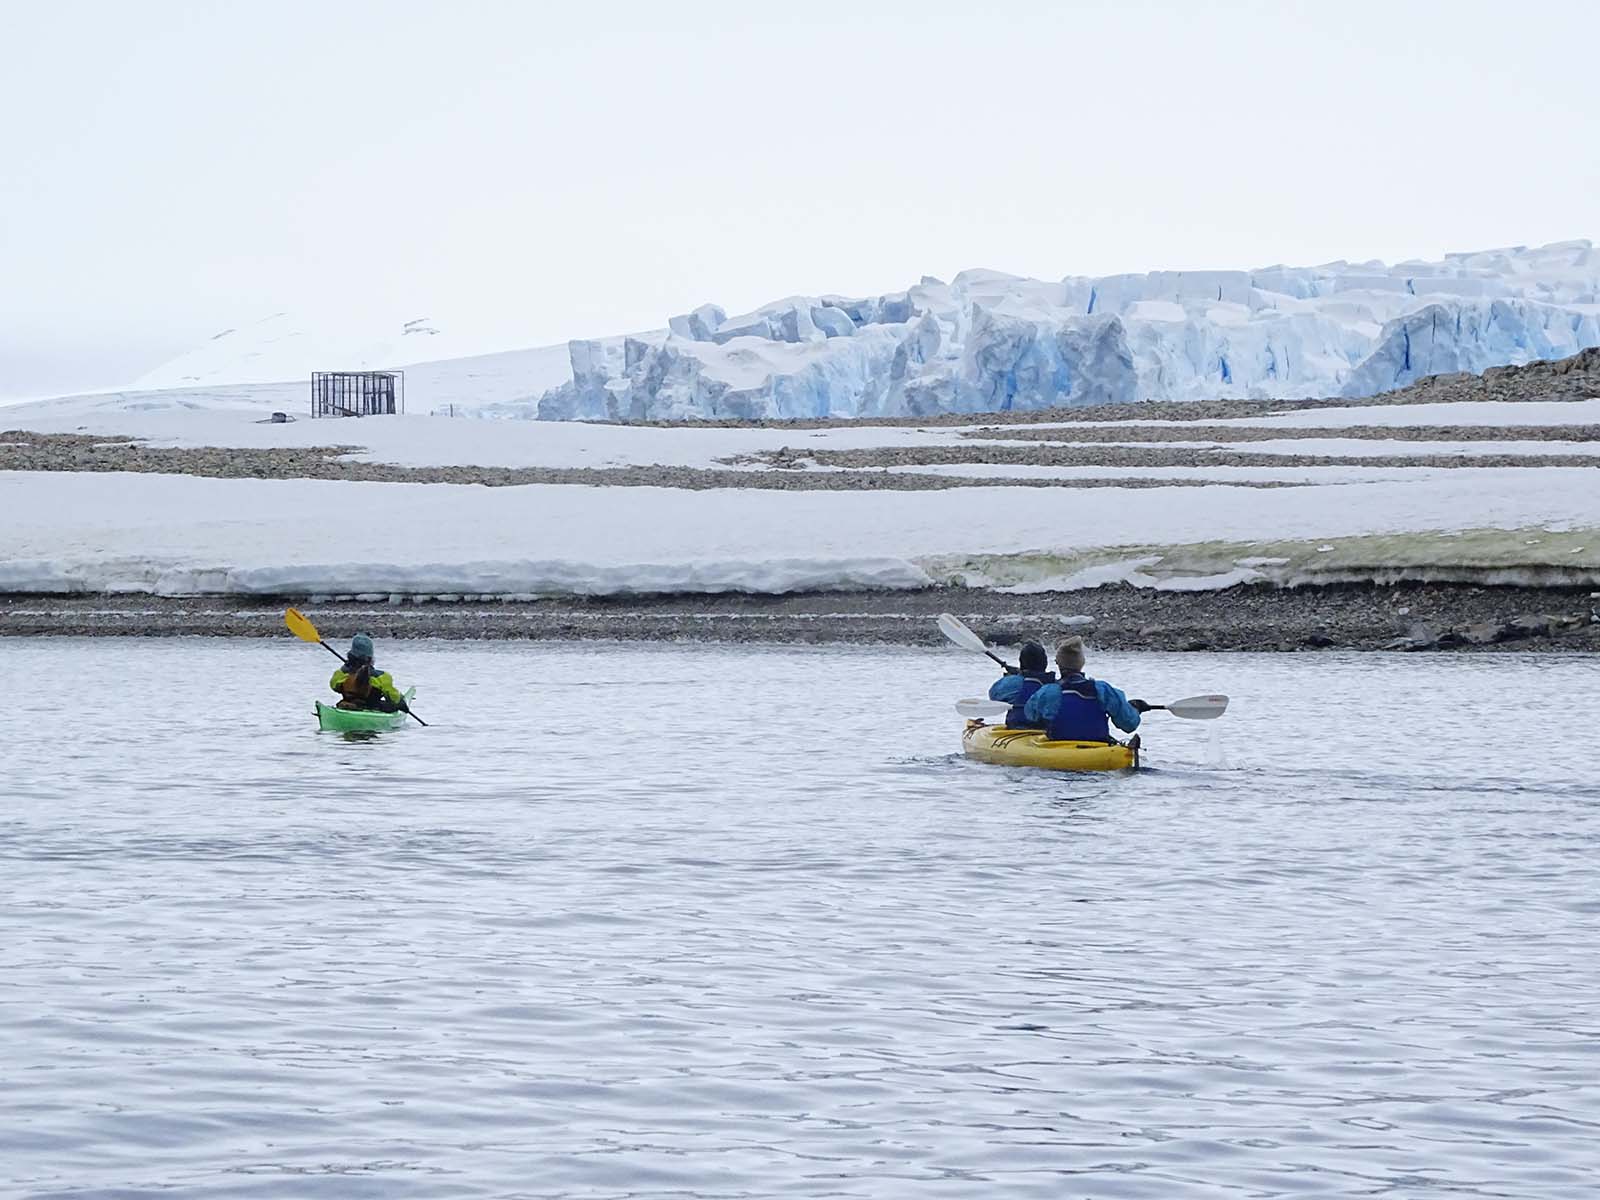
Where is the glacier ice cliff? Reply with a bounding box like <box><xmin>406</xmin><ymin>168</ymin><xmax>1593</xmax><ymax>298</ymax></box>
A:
<box><xmin>536</xmin><ymin>240</ymin><xmax>1600</xmax><ymax>420</ymax></box>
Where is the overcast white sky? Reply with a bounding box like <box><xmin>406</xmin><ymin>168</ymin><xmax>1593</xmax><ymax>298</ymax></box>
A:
<box><xmin>2</xmin><ymin>0</ymin><xmax>1596</xmax><ymax>401</ymax></box>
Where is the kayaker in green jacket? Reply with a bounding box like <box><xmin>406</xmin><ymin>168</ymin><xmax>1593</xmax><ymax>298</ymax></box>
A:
<box><xmin>330</xmin><ymin>633</ymin><xmax>408</xmax><ymax>712</ymax></box>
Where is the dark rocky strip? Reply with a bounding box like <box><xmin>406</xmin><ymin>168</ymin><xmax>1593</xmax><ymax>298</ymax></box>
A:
<box><xmin>755</xmin><ymin>443</ymin><xmax>1600</xmax><ymax>472</ymax></box>
<box><xmin>0</xmin><ymin>433</ymin><xmax>1309</xmax><ymax>489</ymax></box>
<box><xmin>5</xmin><ymin>584</ymin><xmax>1596</xmax><ymax>653</ymax></box>
<box><xmin>963</xmin><ymin>423</ymin><xmax>1600</xmax><ymax>444</ymax></box>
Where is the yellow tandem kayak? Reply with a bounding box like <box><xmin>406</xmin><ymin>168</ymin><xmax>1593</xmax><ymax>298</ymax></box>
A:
<box><xmin>961</xmin><ymin>721</ymin><xmax>1138</xmax><ymax>772</ymax></box>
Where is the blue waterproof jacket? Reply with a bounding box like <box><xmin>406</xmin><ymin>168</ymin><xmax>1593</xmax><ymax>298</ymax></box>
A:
<box><xmin>1023</xmin><ymin>673</ymin><xmax>1141</xmax><ymax>742</ymax></box>
<box><xmin>988</xmin><ymin>671</ymin><xmax>1056</xmax><ymax>728</ymax></box>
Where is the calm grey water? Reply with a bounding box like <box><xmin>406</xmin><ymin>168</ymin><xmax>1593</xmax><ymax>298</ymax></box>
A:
<box><xmin>3</xmin><ymin>638</ymin><xmax>1599</xmax><ymax>1199</ymax></box>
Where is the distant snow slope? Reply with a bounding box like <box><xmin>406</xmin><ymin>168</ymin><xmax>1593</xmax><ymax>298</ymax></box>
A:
<box><xmin>134</xmin><ymin>312</ymin><xmax>570</xmax><ymax>393</ymax></box>
<box><xmin>128</xmin><ymin>313</ymin><xmax>598</xmax><ymax>416</ymax></box>
<box><xmin>67</xmin><ymin>239</ymin><xmax>1600</xmax><ymax>423</ymax></box>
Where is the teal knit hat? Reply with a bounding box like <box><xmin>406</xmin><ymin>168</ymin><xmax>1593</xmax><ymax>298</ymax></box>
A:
<box><xmin>349</xmin><ymin>633</ymin><xmax>375</xmax><ymax>660</ymax></box>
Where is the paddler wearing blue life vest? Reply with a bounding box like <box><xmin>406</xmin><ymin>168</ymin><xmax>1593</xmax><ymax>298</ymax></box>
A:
<box><xmin>1022</xmin><ymin>637</ymin><xmax>1149</xmax><ymax>743</ymax></box>
<box><xmin>329</xmin><ymin>633</ymin><xmax>409</xmax><ymax>713</ymax></box>
<box><xmin>987</xmin><ymin>640</ymin><xmax>1056</xmax><ymax>728</ymax></box>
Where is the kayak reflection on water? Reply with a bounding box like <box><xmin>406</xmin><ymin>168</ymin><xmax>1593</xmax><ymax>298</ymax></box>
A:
<box><xmin>330</xmin><ymin>633</ymin><xmax>411</xmax><ymax>714</ymax></box>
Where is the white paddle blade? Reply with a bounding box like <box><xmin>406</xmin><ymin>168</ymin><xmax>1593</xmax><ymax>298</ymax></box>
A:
<box><xmin>937</xmin><ymin>612</ymin><xmax>990</xmax><ymax>655</ymax></box>
<box><xmin>1166</xmin><ymin>694</ymin><xmax>1229</xmax><ymax>720</ymax></box>
<box><xmin>955</xmin><ymin>698</ymin><xmax>1011</xmax><ymax>719</ymax></box>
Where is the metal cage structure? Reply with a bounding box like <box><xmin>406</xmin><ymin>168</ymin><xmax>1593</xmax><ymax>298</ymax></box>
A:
<box><xmin>310</xmin><ymin>371</ymin><xmax>405</xmax><ymax>418</ymax></box>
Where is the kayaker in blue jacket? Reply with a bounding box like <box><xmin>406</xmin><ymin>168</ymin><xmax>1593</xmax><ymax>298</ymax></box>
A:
<box><xmin>1023</xmin><ymin>637</ymin><xmax>1148</xmax><ymax>742</ymax></box>
<box><xmin>987</xmin><ymin>641</ymin><xmax>1055</xmax><ymax>728</ymax></box>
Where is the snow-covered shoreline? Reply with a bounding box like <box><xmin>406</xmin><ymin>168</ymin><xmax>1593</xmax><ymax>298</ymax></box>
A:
<box><xmin>4</xmin><ymin>466</ymin><xmax>1599</xmax><ymax>599</ymax></box>
<box><xmin>3</xmin><ymin>349</ymin><xmax>1597</xmax><ymax>605</ymax></box>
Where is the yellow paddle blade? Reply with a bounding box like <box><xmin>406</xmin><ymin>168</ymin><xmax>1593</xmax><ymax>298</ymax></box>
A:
<box><xmin>284</xmin><ymin>607</ymin><xmax>322</xmax><ymax>644</ymax></box>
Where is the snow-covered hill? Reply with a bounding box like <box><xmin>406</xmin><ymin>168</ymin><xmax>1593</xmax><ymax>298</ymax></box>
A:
<box><xmin>128</xmin><ymin>312</ymin><xmax>584</xmax><ymax>415</ymax></box>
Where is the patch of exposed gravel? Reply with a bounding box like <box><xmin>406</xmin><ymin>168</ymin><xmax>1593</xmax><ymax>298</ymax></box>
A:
<box><xmin>0</xmin><ymin>432</ymin><xmax>1306</xmax><ymax>490</ymax></box>
<box><xmin>963</xmin><ymin>423</ymin><xmax>1600</xmax><ymax>444</ymax></box>
<box><xmin>757</xmin><ymin>443</ymin><xmax>1600</xmax><ymax>472</ymax></box>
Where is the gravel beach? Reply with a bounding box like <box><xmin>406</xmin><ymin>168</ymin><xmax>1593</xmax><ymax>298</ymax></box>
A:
<box><xmin>5</xmin><ymin>584</ymin><xmax>1596</xmax><ymax>652</ymax></box>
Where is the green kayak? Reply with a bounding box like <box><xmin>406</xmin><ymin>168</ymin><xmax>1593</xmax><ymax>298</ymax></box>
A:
<box><xmin>314</xmin><ymin>688</ymin><xmax>416</xmax><ymax>733</ymax></box>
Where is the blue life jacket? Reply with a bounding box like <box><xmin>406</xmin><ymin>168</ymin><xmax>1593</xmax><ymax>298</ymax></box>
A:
<box><xmin>1046</xmin><ymin>674</ymin><xmax>1112</xmax><ymax>742</ymax></box>
<box><xmin>1003</xmin><ymin>671</ymin><xmax>1055</xmax><ymax>727</ymax></box>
